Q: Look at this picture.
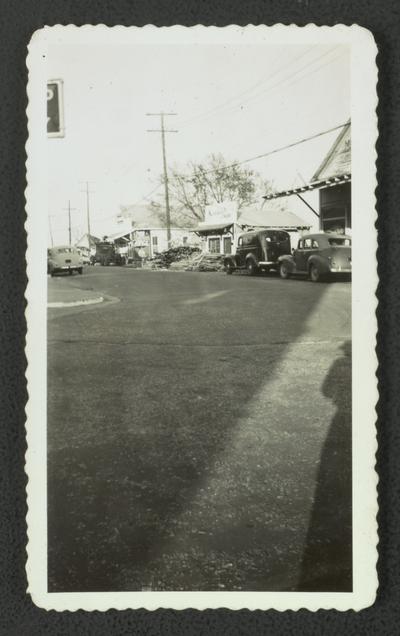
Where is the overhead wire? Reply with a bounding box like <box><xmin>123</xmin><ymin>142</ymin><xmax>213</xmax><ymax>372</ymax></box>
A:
<box><xmin>180</xmin><ymin>45</ymin><xmax>344</xmax><ymax>129</ymax></box>
<box><xmin>190</xmin><ymin>121</ymin><xmax>350</xmax><ymax>177</ymax></box>
<box><xmin>179</xmin><ymin>45</ymin><xmax>316</xmax><ymax>127</ymax></box>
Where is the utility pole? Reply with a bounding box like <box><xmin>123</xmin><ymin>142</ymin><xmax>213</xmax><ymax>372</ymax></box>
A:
<box><xmin>63</xmin><ymin>200</ymin><xmax>77</xmax><ymax>246</ymax></box>
<box><xmin>48</xmin><ymin>216</ymin><xmax>54</xmax><ymax>247</ymax></box>
<box><xmin>80</xmin><ymin>181</ymin><xmax>94</xmax><ymax>239</ymax></box>
<box><xmin>146</xmin><ymin>112</ymin><xmax>177</xmax><ymax>247</ymax></box>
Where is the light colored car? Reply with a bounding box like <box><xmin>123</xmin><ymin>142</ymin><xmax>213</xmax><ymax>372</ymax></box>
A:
<box><xmin>278</xmin><ymin>233</ymin><xmax>351</xmax><ymax>282</ymax></box>
<box><xmin>47</xmin><ymin>246</ymin><xmax>84</xmax><ymax>276</ymax></box>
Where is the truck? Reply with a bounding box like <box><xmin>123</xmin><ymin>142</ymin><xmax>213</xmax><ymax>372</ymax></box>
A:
<box><xmin>94</xmin><ymin>240</ymin><xmax>126</xmax><ymax>266</ymax></box>
<box><xmin>224</xmin><ymin>229</ymin><xmax>292</xmax><ymax>275</ymax></box>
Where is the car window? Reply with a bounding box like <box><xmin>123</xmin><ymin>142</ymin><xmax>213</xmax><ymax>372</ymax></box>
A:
<box><xmin>238</xmin><ymin>237</ymin><xmax>243</xmax><ymax>247</ymax></box>
<box><xmin>298</xmin><ymin>240</ymin><xmax>303</xmax><ymax>249</ymax></box>
<box><xmin>311</xmin><ymin>239</ymin><xmax>319</xmax><ymax>248</ymax></box>
<box><xmin>328</xmin><ymin>238</ymin><xmax>351</xmax><ymax>246</ymax></box>
<box><xmin>57</xmin><ymin>247</ymin><xmax>73</xmax><ymax>254</ymax></box>
<box><xmin>303</xmin><ymin>238</ymin><xmax>313</xmax><ymax>248</ymax></box>
<box><xmin>243</xmin><ymin>234</ymin><xmax>255</xmax><ymax>246</ymax></box>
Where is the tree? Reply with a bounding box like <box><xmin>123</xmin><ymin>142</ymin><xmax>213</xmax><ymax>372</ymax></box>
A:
<box><xmin>149</xmin><ymin>153</ymin><xmax>270</xmax><ymax>227</ymax></box>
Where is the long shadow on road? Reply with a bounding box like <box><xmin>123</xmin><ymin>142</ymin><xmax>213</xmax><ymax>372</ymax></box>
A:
<box><xmin>47</xmin><ymin>270</ymin><xmax>351</xmax><ymax>591</ymax></box>
<box><xmin>298</xmin><ymin>340</ymin><xmax>352</xmax><ymax>591</ymax></box>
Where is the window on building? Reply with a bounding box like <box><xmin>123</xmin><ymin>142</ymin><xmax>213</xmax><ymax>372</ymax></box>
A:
<box><xmin>208</xmin><ymin>237</ymin><xmax>221</xmax><ymax>253</ymax></box>
<box><xmin>183</xmin><ymin>236</ymin><xmax>188</xmax><ymax>245</ymax></box>
<box><xmin>152</xmin><ymin>236</ymin><xmax>158</xmax><ymax>247</ymax></box>
<box><xmin>321</xmin><ymin>206</ymin><xmax>347</xmax><ymax>233</ymax></box>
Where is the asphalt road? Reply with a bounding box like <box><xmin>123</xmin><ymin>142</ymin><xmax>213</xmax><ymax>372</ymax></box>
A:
<box><xmin>47</xmin><ymin>267</ymin><xmax>352</xmax><ymax>592</ymax></box>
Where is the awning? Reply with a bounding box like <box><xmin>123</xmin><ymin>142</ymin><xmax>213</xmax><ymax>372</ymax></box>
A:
<box><xmin>263</xmin><ymin>174</ymin><xmax>351</xmax><ymax>200</ymax></box>
<box><xmin>194</xmin><ymin>222</ymin><xmax>234</xmax><ymax>234</ymax></box>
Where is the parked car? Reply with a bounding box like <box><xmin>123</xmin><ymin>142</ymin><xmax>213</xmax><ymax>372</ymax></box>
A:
<box><xmin>47</xmin><ymin>246</ymin><xmax>84</xmax><ymax>276</ymax></box>
<box><xmin>224</xmin><ymin>230</ymin><xmax>291</xmax><ymax>275</ymax></box>
<box><xmin>278</xmin><ymin>233</ymin><xmax>352</xmax><ymax>282</ymax></box>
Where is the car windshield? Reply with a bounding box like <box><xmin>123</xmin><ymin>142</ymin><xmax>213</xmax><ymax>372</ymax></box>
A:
<box><xmin>328</xmin><ymin>238</ymin><xmax>351</xmax><ymax>246</ymax></box>
<box><xmin>56</xmin><ymin>247</ymin><xmax>74</xmax><ymax>254</ymax></box>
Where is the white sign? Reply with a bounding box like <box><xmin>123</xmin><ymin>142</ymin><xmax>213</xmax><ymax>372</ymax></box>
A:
<box><xmin>204</xmin><ymin>201</ymin><xmax>238</xmax><ymax>225</ymax></box>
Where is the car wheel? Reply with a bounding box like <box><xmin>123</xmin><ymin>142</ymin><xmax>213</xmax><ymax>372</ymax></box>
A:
<box><xmin>279</xmin><ymin>262</ymin><xmax>291</xmax><ymax>279</ymax></box>
<box><xmin>225</xmin><ymin>261</ymin><xmax>234</xmax><ymax>275</ymax></box>
<box><xmin>68</xmin><ymin>269</ymin><xmax>73</xmax><ymax>276</ymax></box>
<box><xmin>246</xmin><ymin>259</ymin><xmax>258</xmax><ymax>276</ymax></box>
<box><xmin>309</xmin><ymin>264</ymin><xmax>321</xmax><ymax>282</ymax></box>
<box><xmin>78</xmin><ymin>267</ymin><xmax>83</xmax><ymax>275</ymax></box>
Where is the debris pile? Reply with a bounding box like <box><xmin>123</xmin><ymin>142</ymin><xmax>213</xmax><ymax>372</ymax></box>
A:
<box><xmin>148</xmin><ymin>246</ymin><xmax>201</xmax><ymax>269</ymax></box>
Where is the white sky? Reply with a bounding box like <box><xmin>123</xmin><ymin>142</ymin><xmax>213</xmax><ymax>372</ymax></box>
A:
<box><xmin>47</xmin><ymin>42</ymin><xmax>350</xmax><ymax>244</ymax></box>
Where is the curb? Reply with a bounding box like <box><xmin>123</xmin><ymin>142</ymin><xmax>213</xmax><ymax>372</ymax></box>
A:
<box><xmin>48</xmin><ymin>296</ymin><xmax>104</xmax><ymax>308</ymax></box>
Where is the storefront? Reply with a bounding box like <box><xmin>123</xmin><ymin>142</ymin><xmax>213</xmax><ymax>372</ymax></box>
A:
<box><xmin>195</xmin><ymin>201</ymin><xmax>240</xmax><ymax>255</ymax></box>
<box><xmin>263</xmin><ymin>121</ymin><xmax>351</xmax><ymax>234</ymax></box>
<box><xmin>195</xmin><ymin>222</ymin><xmax>238</xmax><ymax>255</ymax></box>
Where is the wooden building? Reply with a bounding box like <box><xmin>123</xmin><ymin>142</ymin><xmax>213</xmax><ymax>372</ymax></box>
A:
<box><xmin>263</xmin><ymin>121</ymin><xmax>351</xmax><ymax>234</ymax></box>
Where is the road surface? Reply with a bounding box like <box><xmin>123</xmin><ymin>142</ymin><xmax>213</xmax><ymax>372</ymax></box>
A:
<box><xmin>47</xmin><ymin>267</ymin><xmax>352</xmax><ymax>592</ymax></box>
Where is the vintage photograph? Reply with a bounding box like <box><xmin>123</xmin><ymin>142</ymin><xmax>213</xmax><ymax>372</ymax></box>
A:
<box><xmin>25</xmin><ymin>25</ymin><xmax>378</xmax><ymax>610</ymax></box>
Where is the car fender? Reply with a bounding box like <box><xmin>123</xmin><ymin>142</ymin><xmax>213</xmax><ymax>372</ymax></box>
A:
<box><xmin>278</xmin><ymin>254</ymin><xmax>295</xmax><ymax>273</ymax></box>
<box><xmin>245</xmin><ymin>252</ymin><xmax>259</xmax><ymax>266</ymax></box>
<box><xmin>224</xmin><ymin>255</ymin><xmax>236</xmax><ymax>267</ymax></box>
<box><xmin>308</xmin><ymin>255</ymin><xmax>330</xmax><ymax>274</ymax></box>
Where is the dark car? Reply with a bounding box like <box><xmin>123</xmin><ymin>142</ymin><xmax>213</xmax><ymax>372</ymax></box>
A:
<box><xmin>278</xmin><ymin>232</ymin><xmax>352</xmax><ymax>282</ymax></box>
<box><xmin>224</xmin><ymin>229</ymin><xmax>291</xmax><ymax>275</ymax></box>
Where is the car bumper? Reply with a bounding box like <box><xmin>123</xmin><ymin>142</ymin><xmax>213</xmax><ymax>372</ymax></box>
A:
<box><xmin>329</xmin><ymin>267</ymin><xmax>352</xmax><ymax>273</ymax></box>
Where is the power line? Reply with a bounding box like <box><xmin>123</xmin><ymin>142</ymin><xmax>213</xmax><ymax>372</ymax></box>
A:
<box><xmin>226</xmin><ymin>48</ymin><xmax>348</xmax><ymax>158</ymax></box>
<box><xmin>181</xmin><ymin>46</ymin><xmax>343</xmax><ymax>129</ymax></box>
<box><xmin>180</xmin><ymin>46</ymin><xmax>316</xmax><ymax>127</ymax></box>
<box><xmin>146</xmin><ymin>112</ymin><xmax>178</xmax><ymax>246</ymax></box>
<box><xmin>190</xmin><ymin>121</ymin><xmax>350</xmax><ymax>177</ymax></box>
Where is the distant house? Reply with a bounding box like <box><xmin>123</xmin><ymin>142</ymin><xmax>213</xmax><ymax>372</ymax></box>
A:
<box><xmin>112</xmin><ymin>204</ymin><xmax>200</xmax><ymax>259</ymax></box>
<box><xmin>75</xmin><ymin>233</ymin><xmax>100</xmax><ymax>256</ymax></box>
<box><xmin>263</xmin><ymin>121</ymin><xmax>351</xmax><ymax>234</ymax></box>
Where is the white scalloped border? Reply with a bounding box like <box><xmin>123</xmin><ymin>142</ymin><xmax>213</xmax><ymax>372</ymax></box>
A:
<box><xmin>24</xmin><ymin>23</ymin><xmax>378</xmax><ymax>612</ymax></box>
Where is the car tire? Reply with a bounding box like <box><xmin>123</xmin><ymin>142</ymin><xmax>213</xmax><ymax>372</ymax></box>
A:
<box><xmin>309</xmin><ymin>264</ymin><xmax>321</xmax><ymax>282</ymax></box>
<box><xmin>246</xmin><ymin>258</ymin><xmax>258</xmax><ymax>276</ymax></box>
<box><xmin>78</xmin><ymin>267</ymin><xmax>83</xmax><ymax>275</ymax></box>
<box><xmin>225</xmin><ymin>261</ymin><xmax>234</xmax><ymax>275</ymax></box>
<box><xmin>279</xmin><ymin>262</ymin><xmax>291</xmax><ymax>279</ymax></box>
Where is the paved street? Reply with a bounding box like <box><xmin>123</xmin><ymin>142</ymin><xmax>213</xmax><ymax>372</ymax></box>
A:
<box><xmin>47</xmin><ymin>267</ymin><xmax>352</xmax><ymax>592</ymax></box>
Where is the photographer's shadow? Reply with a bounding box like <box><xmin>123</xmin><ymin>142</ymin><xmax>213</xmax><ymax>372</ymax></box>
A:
<box><xmin>298</xmin><ymin>340</ymin><xmax>352</xmax><ymax>591</ymax></box>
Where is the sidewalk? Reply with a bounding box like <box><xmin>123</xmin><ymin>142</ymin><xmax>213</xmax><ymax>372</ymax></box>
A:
<box><xmin>48</xmin><ymin>276</ymin><xmax>104</xmax><ymax>308</ymax></box>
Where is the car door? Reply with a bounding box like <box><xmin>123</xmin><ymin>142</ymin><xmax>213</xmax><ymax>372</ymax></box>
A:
<box><xmin>293</xmin><ymin>239</ymin><xmax>306</xmax><ymax>271</ymax></box>
<box><xmin>235</xmin><ymin>236</ymin><xmax>245</xmax><ymax>266</ymax></box>
<box><xmin>296</xmin><ymin>237</ymin><xmax>314</xmax><ymax>271</ymax></box>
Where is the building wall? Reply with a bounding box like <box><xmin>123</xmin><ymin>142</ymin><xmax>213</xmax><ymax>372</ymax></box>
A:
<box><xmin>319</xmin><ymin>182</ymin><xmax>351</xmax><ymax>234</ymax></box>
<box><xmin>132</xmin><ymin>228</ymin><xmax>200</xmax><ymax>258</ymax></box>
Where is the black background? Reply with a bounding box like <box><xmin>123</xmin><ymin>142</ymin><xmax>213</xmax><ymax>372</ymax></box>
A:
<box><xmin>0</xmin><ymin>1</ymin><xmax>397</xmax><ymax>634</ymax></box>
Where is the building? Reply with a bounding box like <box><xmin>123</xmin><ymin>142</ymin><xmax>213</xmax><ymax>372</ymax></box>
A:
<box><xmin>194</xmin><ymin>200</ymin><xmax>311</xmax><ymax>255</ymax></box>
<box><xmin>263</xmin><ymin>121</ymin><xmax>351</xmax><ymax>234</ymax></box>
<box><xmin>109</xmin><ymin>204</ymin><xmax>200</xmax><ymax>260</ymax></box>
<box><xmin>310</xmin><ymin>122</ymin><xmax>351</xmax><ymax>233</ymax></box>
<box><xmin>75</xmin><ymin>232</ymin><xmax>100</xmax><ymax>257</ymax></box>
<box><xmin>130</xmin><ymin>226</ymin><xmax>199</xmax><ymax>259</ymax></box>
